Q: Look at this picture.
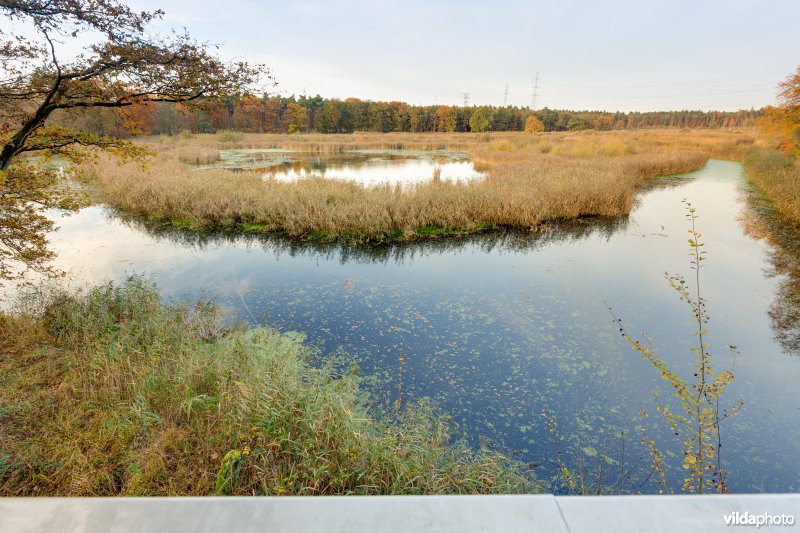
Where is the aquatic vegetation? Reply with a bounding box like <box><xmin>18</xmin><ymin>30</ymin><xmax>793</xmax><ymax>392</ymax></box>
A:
<box><xmin>0</xmin><ymin>277</ymin><xmax>537</xmax><ymax>496</ymax></box>
<box><xmin>612</xmin><ymin>201</ymin><xmax>743</xmax><ymax>493</ymax></box>
<box><xmin>542</xmin><ymin>412</ymin><xmax>637</xmax><ymax>495</ymax></box>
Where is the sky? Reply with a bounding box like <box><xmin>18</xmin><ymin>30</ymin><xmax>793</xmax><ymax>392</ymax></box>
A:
<box><xmin>122</xmin><ymin>1</ymin><xmax>800</xmax><ymax>111</ymax></box>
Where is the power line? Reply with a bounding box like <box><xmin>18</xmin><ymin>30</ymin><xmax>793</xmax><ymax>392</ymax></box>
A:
<box><xmin>545</xmin><ymin>70</ymin><xmax>786</xmax><ymax>90</ymax></box>
<box><xmin>549</xmin><ymin>86</ymin><xmax>773</xmax><ymax>100</ymax></box>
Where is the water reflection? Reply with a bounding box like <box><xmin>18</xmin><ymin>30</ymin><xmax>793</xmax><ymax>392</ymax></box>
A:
<box><xmin>741</xmin><ymin>189</ymin><xmax>800</xmax><ymax>355</ymax></box>
<box><xmin>203</xmin><ymin>149</ymin><xmax>485</xmax><ymax>187</ymax></box>
<box><xmin>110</xmin><ymin>209</ymin><xmax>630</xmax><ymax>265</ymax></box>
<box><xmin>6</xmin><ymin>160</ymin><xmax>800</xmax><ymax>493</ymax></box>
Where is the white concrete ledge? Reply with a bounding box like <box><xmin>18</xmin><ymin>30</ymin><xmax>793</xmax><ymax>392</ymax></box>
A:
<box><xmin>1</xmin><ymin>494</ymin><xmax>799</xmax><ymax>532</ymax></box>
<box><xmin>557</xmin><ymin>494</ymin><xmax>800</xmax><ymax>532</ymax></box>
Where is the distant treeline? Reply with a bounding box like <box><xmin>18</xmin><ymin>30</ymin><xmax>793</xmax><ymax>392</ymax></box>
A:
<box><xmin>56</xmin><ymin>94</ymin><xmax>762</xmax><ymax>137</ymax></box>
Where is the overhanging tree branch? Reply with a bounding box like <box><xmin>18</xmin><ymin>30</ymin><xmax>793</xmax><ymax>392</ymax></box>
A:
<box><xmin>0</xmin><ymin>0</ymin><xmax>270</xmax><ymax>278</ymax></box>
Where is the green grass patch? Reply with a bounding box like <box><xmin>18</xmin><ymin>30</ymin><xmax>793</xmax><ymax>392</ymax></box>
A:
<box><xmin>239</xmin><ymin>222</ymin><xmax>267</xmax><ymax>233</ymax></box>
<box><xmin>383</xmin><ymin>228</ymin><xmax>404</xmax><ymax>241</ymax></box>
<box><xmin>415</xmin><ymin>225</ymin><xmax>450</xmax><ymax>237</ymax></box>
<box><xmin>0</xmin><ymin>455</ymin><xmax>11</xmax><ymax>477</ymax></box>
<box><xmin>303</xmin><ymin>229</ymin><xmax>335</xmax><ymax>242</ymax></box>
<box><xmin>169</xmin><ymin>218</ymin><xmax>196</xmax><ymax>229</ymax></box>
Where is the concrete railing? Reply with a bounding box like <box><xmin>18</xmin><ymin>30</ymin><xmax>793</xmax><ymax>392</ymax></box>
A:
<box><xmin>1</xmin><ymin>494</ymin><xmax>799</xmax><ymax>532</ymax></box>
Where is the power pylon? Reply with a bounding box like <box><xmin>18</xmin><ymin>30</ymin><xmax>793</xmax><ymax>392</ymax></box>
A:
<box><xmin>531</xmin><ymin>73</ymin><xmax>540</xmax><ymax>109</ymax></box>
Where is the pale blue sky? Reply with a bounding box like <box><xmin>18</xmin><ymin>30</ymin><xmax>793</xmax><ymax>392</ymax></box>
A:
<box><xmin>130</xmin><ymin>0</ymin><xmax>798</xmax><ymax>111</ymax></box>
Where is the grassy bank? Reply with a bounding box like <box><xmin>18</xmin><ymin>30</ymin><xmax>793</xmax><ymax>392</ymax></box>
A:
<box><xmin>0</xmin><ymin>277</ymin><xmax>535</xmax><ymax>496</ymax></box>
<box><xmin>75</xmin><ymin>130</ymin><xmax>745</xmax><ymax>243</ymax></box>
<box><xmin>743</xmin><ymin>148</ymin><xmax>800</xmax><ymax>227</ymax></box>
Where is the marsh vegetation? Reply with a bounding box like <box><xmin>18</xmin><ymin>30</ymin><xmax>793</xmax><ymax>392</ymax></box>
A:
<box><xmin>75</xmin><ymin>130</ymin><xmax>762</xmax><ymax>242</ymax></box>
<box><xmin>743</xmin><ymin>148</ymin><xmax>800</xmax><ymax>227</ymax></box>
<box><xmin>0</xmin><ymin>277</ymin><xmax>535</xmax><ymax>496</ymax></box>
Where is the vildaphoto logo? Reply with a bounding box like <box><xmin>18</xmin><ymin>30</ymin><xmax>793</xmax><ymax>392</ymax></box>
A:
<box><xmin>723</xmin><ymin>512</ymin><xmax>795</xmax><ymax>528</ymax></box>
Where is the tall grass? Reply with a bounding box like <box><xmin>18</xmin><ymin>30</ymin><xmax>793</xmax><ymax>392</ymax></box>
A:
<box><xmin>80</xmin><ymin>131</ymin><xmax>721</xmax><ymax>242</ymax></box>
<box><xmin>743</xmin><ymin>148</ymin><xmax>800</xmax><ymax>227</ymax></box>
<box><xmin>0</xmin><ymin>277</ymin><xmax>536</xmax><ymax>496</ymax></box>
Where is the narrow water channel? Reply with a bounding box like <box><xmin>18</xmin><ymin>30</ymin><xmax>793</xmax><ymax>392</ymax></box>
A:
<box><xmin>8</xmin><ymin>160</ymin><xmax>800</xmax><ymax>493</ymax></box>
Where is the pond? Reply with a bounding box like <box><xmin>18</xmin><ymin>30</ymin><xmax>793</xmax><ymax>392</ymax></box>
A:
<box><xmin>10</xmin><ymin>159</ymin><xmax>800</xmax><ymax>493</ymax></box>
<box><xmin>199</xmin><ymin>149</ymin><xmax>485</xmax><ymax>187</ymax></box>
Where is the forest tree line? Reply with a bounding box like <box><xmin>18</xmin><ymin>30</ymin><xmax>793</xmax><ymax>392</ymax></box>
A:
<box><xmin>55</xmin><ymin>93</ymin><xmax>762</xmax><ymax>138</ymax></box>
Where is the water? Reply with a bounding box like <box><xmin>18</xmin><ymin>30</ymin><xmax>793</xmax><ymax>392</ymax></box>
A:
<box><xmin>11</xmin><ymin>160</ymin><xmax>800</xmax><ymax>493</ymax></box>
<box><xmin>200</xmin><ymin>149</ymin><xmax>485</xmax><ymax>187</ymax></box>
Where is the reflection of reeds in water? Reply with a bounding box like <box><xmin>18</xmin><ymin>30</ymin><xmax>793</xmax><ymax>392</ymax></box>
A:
<box><xmin>741</xmin><ymin>187</ymin><xmax>800</xmax><ymax>356</ymax></box>
<box><xmin>108</xmin><ymin>206</ymin><xmax>631</xmax><ymax>265</ymax></box>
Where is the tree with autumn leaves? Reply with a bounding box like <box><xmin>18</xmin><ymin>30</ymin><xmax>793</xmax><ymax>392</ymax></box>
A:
<box><xmin>759</xmin><ymin>66</ymin><xmax>800</xmax><ymax>155</ymax></box>
<box><xmin>0</xmin><ymin>0</ymin><xmax>267</xmax><ymax>278</ymax></box>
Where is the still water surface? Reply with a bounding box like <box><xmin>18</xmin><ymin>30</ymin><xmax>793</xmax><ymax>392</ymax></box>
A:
<box><xmin>15</xmin><ymin>159</ymin><xmax>800</xmax><ymax>493</ymax></box>
<box><xmin>201</xmin><ymin>149</ymin><xmax>485</xmax><ymax>187</ymax></box>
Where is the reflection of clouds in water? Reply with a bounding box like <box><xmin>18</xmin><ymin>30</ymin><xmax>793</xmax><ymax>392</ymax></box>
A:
<box><xmin>267</xmin><ymin>159</ymin><xmax>484</xmax><ymax>187</ymax></box>
<box><xmin>1</xmin><ymin>207</ymin><xmax>230</xmax><ymax>307</ymax></box>
<box><xmin>205</xmin><ymin>149</ymin><xmax>485</xmax><ymax>187</ymax></box>
<box><xmin>49</xmin><ymin>208</ymin><xmax>212</xmax><ymax>279</ymax></box>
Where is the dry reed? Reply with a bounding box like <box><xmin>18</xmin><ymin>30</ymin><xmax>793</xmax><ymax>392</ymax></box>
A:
<box><xmin>743</xmin><ymin>148</ymin><xmax>800</xmax><ymax>227</ymax></box>
<box><xmin>78</xmin><ymin>130</ymin><xmax>752</xmax><ymax>242</ymax></box>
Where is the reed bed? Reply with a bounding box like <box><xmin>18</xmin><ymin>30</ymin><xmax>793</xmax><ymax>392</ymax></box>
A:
<box><xmin>743</xmin><ymin>148</ymin><xmax>800</xmax><ymax>227</ymax></box>
<box><xmin>0</xmin><ymin>277</ymin><xmax>535</xmax><ymax>496</ymax></box>
<box><xmin>78</xmin><ymin>130</ymin><xmax>748</xmax><ymax>242</ymax></box>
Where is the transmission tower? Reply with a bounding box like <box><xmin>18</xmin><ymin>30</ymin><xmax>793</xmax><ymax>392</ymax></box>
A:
<box><xmin>503</xmin><ymin>84</ymin><xmax>509</xmax><ymax>106</ymax></box>
<box><xmin>530</xmin><ymin>73</ymin><xmax>540</xmax><ymax>109</ymax></box>
<box><xmin>462</xmin><ymin>92</ymin><xmax>470</xmax><ymax>107</ymax></box>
